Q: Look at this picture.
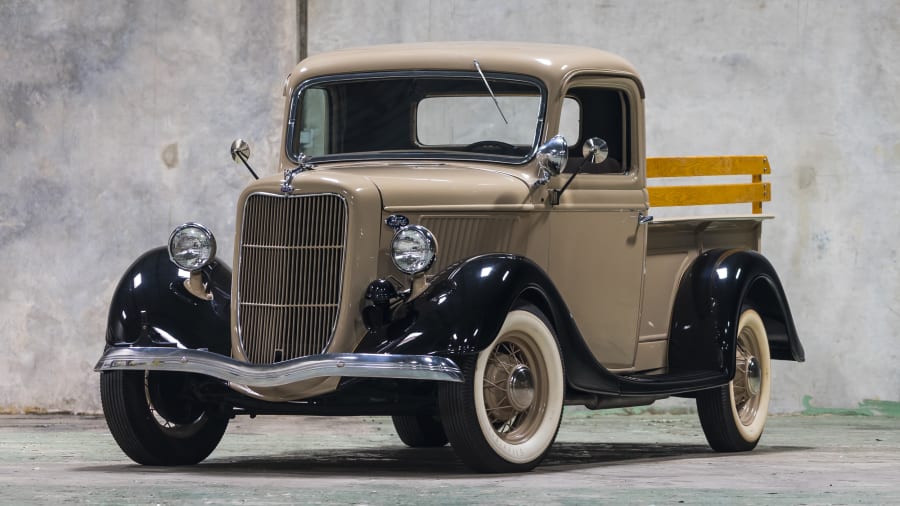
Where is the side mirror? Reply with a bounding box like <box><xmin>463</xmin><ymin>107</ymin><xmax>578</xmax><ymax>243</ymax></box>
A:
<box><xmin>536</xmin><ymin>135</ymin><xmax>568</xmax><ymax>176</ymax></box>
<box><xmin>230</xmin><ymin>139</ymin><xmax>258</xmax><ymax>179</ymax></box>
<box><xmin>582</xmin><ymin>137</ymin><xmax>609</xmax><ymax>164</ymax></box>
<box><xmin>230</xmin><ymin>139</ymin><xmax>251</xmax><ymax>163</ymax></box>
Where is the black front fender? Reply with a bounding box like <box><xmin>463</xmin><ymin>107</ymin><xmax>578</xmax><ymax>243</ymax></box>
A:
<box><xmin>668</xmin><ymin>248</ymin><xmax>805</xmax><ymax>376</ymax></box>
<box><xmin>355</xmin><ymin>254</ymin><xmax>624</xmax><ymax>394</ymax></box>
<box><xmin>105</xmin><ymin>247</ymin><xmax>232</xmax><ymax>355</ymax></box>
<box><xmin>357</xmin><ymin>254</ymin><xmax>566</xmax><ymax>356</ymax></box>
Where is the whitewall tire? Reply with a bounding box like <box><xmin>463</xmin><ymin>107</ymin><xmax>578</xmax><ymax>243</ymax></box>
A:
<box><xmin>439</xmin><ymin>304</ymin><xmax>564</xmax><ymax>472</ymax></box>
<box><xmin>697</xmin><ymin>308</ymin><xmax>772</xmax><ymax>451</ymax></box>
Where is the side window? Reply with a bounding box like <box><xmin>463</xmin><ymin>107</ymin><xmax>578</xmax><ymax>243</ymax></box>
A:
<box><xmin>298</xmin><ymin>88</ymin><xmax>329</xmax><ymax>156</ymax></box>
<box><xmin>561</xmin><ymin>87</ymin><xmax>631</xmax><ymax>174</ymax></box>
<box><xmin>559</xmin><ymin>97</ymin><xmax>581</xmax><ymax>146</ymax></box>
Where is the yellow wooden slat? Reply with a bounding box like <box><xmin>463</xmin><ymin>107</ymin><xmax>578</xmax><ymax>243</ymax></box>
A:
<box><xmin>648</xmin><ymin>182</ymin><xmax>771</xmax><ymax>208</ymax></box>
<box><xmin>752</xmin><ymin>174</ymin><xmax>763</xmax><ymax>214</ymax></box>
<box><xmin>647</xmin><ymin>156</ymin><xmax>771</xmax><ymax>178</ymax></box>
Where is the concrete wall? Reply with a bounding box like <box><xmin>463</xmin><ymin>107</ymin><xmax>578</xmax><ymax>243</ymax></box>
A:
<box><xmin>0</xmin><ymin>1</ymin><xmax>296</xmax><ymax>412</ymax></box>
<box><xmin>2</xmin><ymin>0</ymin><xmax>897</xmax><ymax>414</ymax></box>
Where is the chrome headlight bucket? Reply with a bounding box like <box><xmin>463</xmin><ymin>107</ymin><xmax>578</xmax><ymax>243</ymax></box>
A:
<box><xmin>536</xmin><ymin>134</ymin><xmax>569</xmax><ymax>176</ymax></box>
<box><xmin>168</xmin><ymin>223</ymin><xmax>217</xmax><ymax>271</ymax></box>
<box><xmin>391</xmin><ymin>225</ymin><xmax>437</xmax><ymax>275</ymax></box>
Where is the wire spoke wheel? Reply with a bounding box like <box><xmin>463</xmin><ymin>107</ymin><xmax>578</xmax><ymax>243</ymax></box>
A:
<box><xmin>143</xmin><ymin>372</ymin><xmax>209</xmax><ymax>437</ymax></box>
<box><xmin>697</xmin><ymin>308</ymin><xmax>771</xmax><ymax>452</ymax></box>
<box><xmin>482</xmin><ymin>339</ymin><xmax>544</xmax><ymax>442</ymax></box>
<box><xmin>439</xmin><ymin>304</ymin><xmax>564</xmax><ymax>473</ymax></box>
<box><xmin>733</xmin><ymin>333</ymin><xmax>764</xmax><ymax>425</ymax></box>
<box><xmin>101</xmin><ymin>370</ymin><xmax>229</xmax><ymax>465</ymax></box>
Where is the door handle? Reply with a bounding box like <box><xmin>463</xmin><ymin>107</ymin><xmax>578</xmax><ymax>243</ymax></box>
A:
<box><xmin>638</xmin><ymin>212</ymin><xmax>654</xmax><ymax>224</ymax></box>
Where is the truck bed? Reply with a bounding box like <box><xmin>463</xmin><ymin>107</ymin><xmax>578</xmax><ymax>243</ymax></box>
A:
<box><xmin>628</xmin><ymin>215</ymin><xmax>769</xmax><ymax>373</ymax></box>
<box><xmin>626</xmin><ymin>155</ymin><xmax>774</xmax><ymax>373</ymax></box>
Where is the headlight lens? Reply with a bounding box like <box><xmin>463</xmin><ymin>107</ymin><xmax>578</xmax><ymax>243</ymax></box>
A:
<box><xmin>168</xmin><ymin>223</ymin><xmax>216</xmax><ymax>271</ymax></box>
<box><xmin>391</xmin><ymin>225</ymin><xmax>437</xmax><ymax>275</ymax></box>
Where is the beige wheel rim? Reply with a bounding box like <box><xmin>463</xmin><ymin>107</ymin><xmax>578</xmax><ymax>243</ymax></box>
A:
<box><xmin>482</xmin><ymin>334</ymin><xmax>547</xmax><ymax>444</ymax></box>
<box><xmin>144</xmin><ymin>372</ymin><xmax>206</xmax><ymax>436</ymax></box>
<box><xmin>728</xmin><ymin>309</ymin><xmax>771</xmax><ymax>442</ymax></box>
<box><xmin>733</xmin><ymin>326</ymin><xmax>763</xmax><ymax>425</ymax></box>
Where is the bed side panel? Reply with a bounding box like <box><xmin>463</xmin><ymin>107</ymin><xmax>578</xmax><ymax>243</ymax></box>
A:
<box><xmin>635</xmin><ymin>217</ymin><xmax>764</xmax><ymax>372</ymax></box>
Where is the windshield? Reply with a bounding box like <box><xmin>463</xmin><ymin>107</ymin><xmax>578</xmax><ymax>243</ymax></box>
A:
<box><xmin>287</xmin><ymin>72</ymin><xmax>546</xmax><ymax>164</ymax></box>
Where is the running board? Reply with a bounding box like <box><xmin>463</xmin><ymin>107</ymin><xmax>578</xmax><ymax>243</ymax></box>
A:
<box><xmin>564</xmin><ymin>351</ymin><xmax>729</xmax><ymax>397</ymax></box>
<box><xmin>615</xmin><ymin>370</ymin><xmax>727</xmax><ymax>396</ymax></box>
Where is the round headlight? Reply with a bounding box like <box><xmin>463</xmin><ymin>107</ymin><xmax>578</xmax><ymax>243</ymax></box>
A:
<box><xmin>168</xmin><ymin>223</ymin><xmax>216</xmax><ymax>271</ymax></box>
<box><xmin>391</xmin><ymin>225</ymin><xmax>437</xmax><ymax>275</ymax></box>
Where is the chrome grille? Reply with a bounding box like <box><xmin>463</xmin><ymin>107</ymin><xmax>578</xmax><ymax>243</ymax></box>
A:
<box><xmin>238</xmin><ymin>193</ymin><xmax>347</xmax><ymax>364</ymax></box>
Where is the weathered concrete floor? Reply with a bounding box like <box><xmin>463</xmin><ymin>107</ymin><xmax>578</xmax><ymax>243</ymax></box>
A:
<box><xmin>0</xmin><ymin>410</ymin><xmax>898</xmax><ymax>505</ymax></box>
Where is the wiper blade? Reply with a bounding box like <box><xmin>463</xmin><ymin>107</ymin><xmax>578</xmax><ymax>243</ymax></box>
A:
<box><xmin>473</xmin><ymin>59</ymin><xmax>508</xmax><ymax>125</ymax></box>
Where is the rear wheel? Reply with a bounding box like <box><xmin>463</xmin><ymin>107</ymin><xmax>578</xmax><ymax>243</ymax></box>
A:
<box><xmin>100</xmin><ymin>370</ymin><xmax>229</xmax><ymax>465</ymax></box>
<box><xmin>696</xmin><ymin>308</ymin><xmax>771</xmax><ymax>451</ymax></box>
<box><xmin>439</xmin><ymin>304</ymin><xmax>564</xmax><ymax>473</ymax></box>
<box><xmin>391</xmin><ymin>414</ymin><xmax>448</xmax><ymax>447</ymax></box>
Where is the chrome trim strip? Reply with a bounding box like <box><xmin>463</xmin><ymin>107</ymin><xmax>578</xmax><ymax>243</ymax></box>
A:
<box><xmin>94</xmin><ymin>347</ymin><xmax>464</xmax><ymax>386</ymax></box>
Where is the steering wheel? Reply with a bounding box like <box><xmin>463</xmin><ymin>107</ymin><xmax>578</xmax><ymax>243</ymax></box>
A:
<box><xmin>464</xmin><ymin>140</ymin><xmax>517</xmax><ymax>155</ymax></box>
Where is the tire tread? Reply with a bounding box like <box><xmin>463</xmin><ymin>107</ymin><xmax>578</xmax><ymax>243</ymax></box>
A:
<box><xmin>391</xmin><ymin>414</ymin><xmax>448</xmax><ymax>447</ymax></box>
<box><xmin>696</xmin><ymin>385</ymin><xmax>757</xmax><ymax>452</ymax></box>
<box><xmin>695</xmin><ymin>308</ymin><xmax>768</xmax><ymax>453</ymax></box>
<box><xmin>100</xmin><ymin>370</ymin><xmax>228</xmax><ymax>465</ymax></box>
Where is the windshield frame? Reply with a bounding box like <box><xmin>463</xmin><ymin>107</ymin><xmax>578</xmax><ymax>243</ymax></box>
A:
<box><xmin>285</xmin><ymin>70</ymin><xmax>548</xmax><ymax>166</ymax></box>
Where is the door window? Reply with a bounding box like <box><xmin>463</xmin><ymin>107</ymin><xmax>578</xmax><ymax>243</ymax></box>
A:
<box><xmin>559</xmin><ymin>87</ymin><xmax>631</xmax><ymax>174</ymax></box>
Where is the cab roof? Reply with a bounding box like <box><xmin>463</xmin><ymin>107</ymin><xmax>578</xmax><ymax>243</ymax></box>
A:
<box><xmin>288</xmin><ymin>42</ymin><xmax>644</xmax><ymax>97</ymax></box>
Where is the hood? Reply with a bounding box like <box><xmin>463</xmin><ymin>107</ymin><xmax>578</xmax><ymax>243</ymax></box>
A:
<box><xmin>238</xmin><ymin>161</ymin><xmax>536</xmax><ymax>210</ymax></box>
<box><xmin>342</xmin><ymin>162</ymin><xmax>534</xmax><ymax>210</ymax></box>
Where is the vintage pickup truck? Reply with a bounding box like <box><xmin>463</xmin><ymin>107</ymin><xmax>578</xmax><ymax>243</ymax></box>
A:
<box><xmin>95</xmin><ymin>42</ymin><xmax>804</xmax><ymax>473</ymax></box>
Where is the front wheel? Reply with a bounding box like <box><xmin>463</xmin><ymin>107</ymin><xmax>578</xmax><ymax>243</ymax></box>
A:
<box><xmin>100</xmin><ymin>370</ymin><xmax>229</xmax><ymax>465</ymax></box>
<box><xmin>696</xmin><ymin>308</ymin><xmax>772</xmax><ymax>452</ymax></box>
<box><xmin>438</xmin><ymin>304</ymin><xmax>565</xmax><ymax>473</ymax></box>
<box><xmin>391</xmin><ymin>414</ymin><xmax>448</xmax><ymax>447</ymax></box>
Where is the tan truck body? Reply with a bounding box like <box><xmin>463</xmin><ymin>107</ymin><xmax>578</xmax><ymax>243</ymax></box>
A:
<box><xmin>96</xmin><ymin>42</ymin><xmax>802</xmax><ymax>472</ymax></box>
<box><xmin>229</xmin><ymin>43</ymin><xmax>769</xmax><ymax>400</ymax></box>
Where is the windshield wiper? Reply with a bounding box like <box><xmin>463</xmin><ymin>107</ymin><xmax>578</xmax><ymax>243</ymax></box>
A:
<box><xmin>473</xmin><ymin>59</ymin><xmax>508</xmax><ymax>125</ymax></box>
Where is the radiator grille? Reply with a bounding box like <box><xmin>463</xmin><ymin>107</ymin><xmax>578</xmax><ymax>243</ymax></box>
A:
<box><xmin>237</xmin><ymin>193</ymin><xmax>347</xmax><ymax>364</ymax></box>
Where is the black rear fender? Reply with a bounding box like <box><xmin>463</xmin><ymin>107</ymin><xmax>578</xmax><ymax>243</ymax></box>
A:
<box><xmin>667</xmin><ymin>248</ymin><xmax>804</xmax><ymax>377</ymax></box>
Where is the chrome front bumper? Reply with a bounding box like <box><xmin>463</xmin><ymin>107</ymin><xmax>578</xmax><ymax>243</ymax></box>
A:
<box><xmin>94</xmin><ymin>347</ymin><xmax>464</xmax><ymax>388</ymax></box>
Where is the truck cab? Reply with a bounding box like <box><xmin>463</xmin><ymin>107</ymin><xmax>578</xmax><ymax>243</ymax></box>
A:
<box><xmin>96</xmin><ymin>42</ymin><xmax>803</xmax><ymax>473</ymax></box>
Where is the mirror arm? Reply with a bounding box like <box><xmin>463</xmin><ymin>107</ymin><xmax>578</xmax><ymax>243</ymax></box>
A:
<box><xmin>236</xmin><ymin>152</ymin><xmax>259</xmax><ymax>180</ymax></box>
<box><xmin>532</xmin><ymin>169</ymin><xmax>551</xmax><ymax>189</ymax></box>
<box><xmin>550</xmin><ymin>157</ymin><xmax>591</xmax><ymax>206</ymax></box>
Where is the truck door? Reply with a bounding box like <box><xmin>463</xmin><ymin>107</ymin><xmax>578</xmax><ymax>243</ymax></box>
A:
<box><xmin>546</xmin><ymin>80</ymin><xmax>648</xmax><ymax>370</ymax></box>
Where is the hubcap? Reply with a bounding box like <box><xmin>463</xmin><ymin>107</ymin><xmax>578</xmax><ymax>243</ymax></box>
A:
<box><xmin>746</xmin><ymin>356</ymin><xmax>761</xmax><ymax>396</ymax></box>
<box><xmin>507</xmin><ymin>365</ymin><xmax>535</xmax><ymax>411</ymax></box>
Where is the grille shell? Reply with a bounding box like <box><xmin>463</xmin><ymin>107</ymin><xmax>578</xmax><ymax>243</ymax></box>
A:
<box><xmin>237</xmin><ymin>193</ymin><xmax>348</xmax><ymax>364</ymax></box>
